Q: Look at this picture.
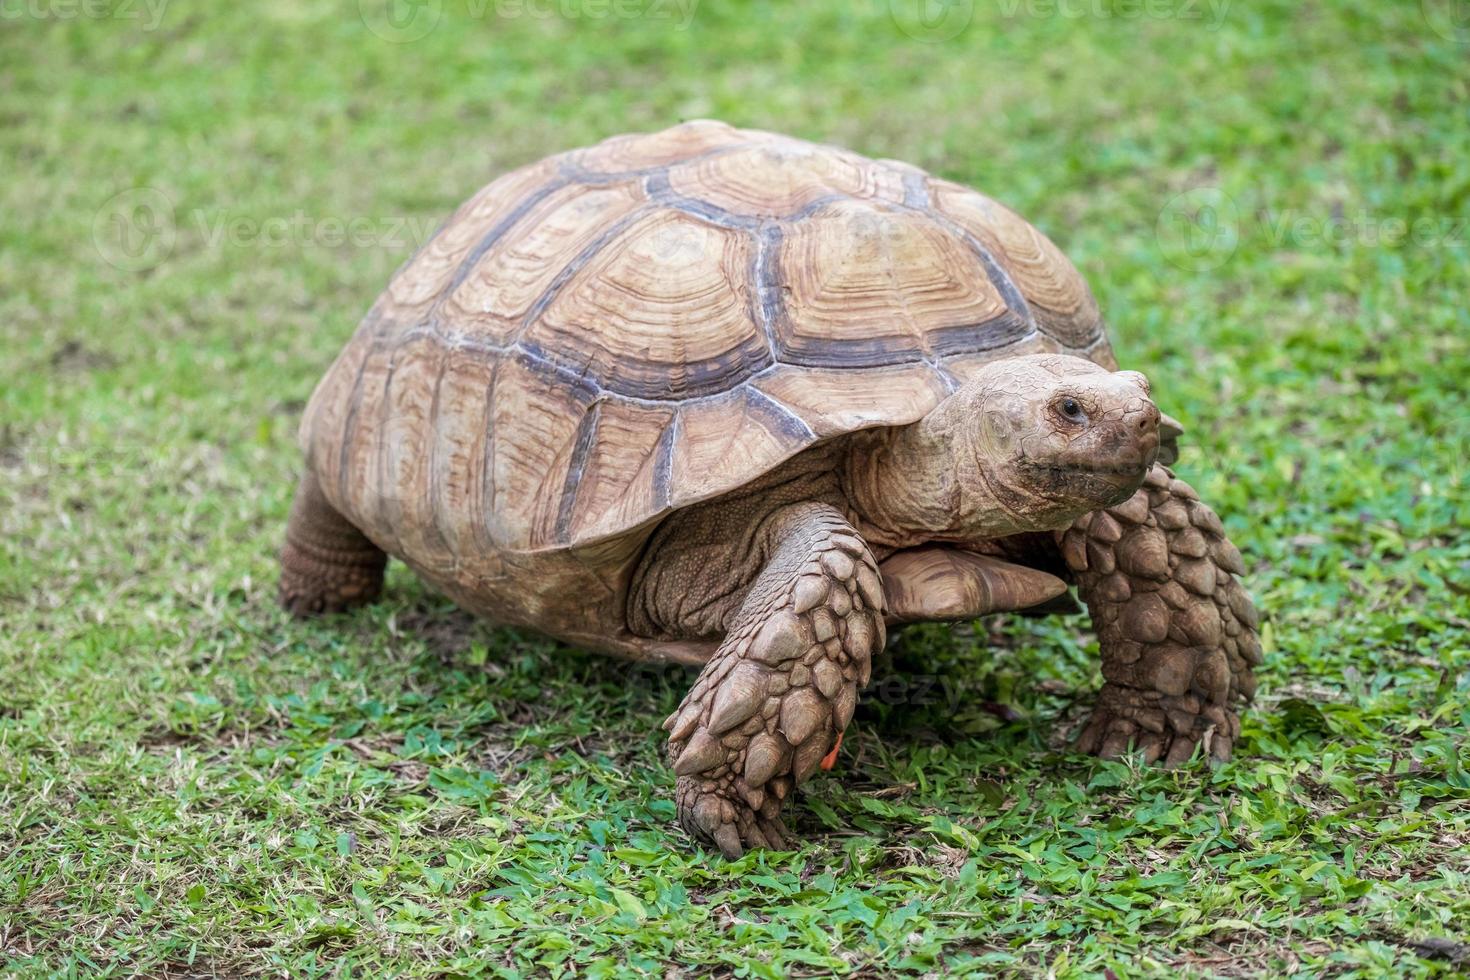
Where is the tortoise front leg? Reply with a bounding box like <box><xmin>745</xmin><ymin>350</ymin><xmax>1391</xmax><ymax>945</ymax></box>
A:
<box><xmin>663</xmin><ymin>502</ymin><xmax>885</xmax><ymax>859</ymax></box>
<box><xmin>1060</xmin><ymin>464</ymin><xmax>1262</xmax><ymax>765</ymax></box>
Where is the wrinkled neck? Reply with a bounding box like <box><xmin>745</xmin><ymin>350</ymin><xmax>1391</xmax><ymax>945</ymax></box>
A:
<box><xmin>840</xmin><ymin>410</ymin><xmax>1009</xmax><ymax>549</ymax></box>
<box><xmin>841</xmin><ymin>425</ymin><xmax>950</xmax><ymax>549</ymax></box>
<box><xmin>841</xmin><ymin>392</ymin><xmax>1062</xmax><ymax>548</ymax></box>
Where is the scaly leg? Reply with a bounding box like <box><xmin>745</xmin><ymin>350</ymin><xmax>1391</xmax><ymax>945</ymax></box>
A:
<box><xmin>1060</xmin><ymin>464</ymin><xmax>1262</xmax><ymax>765</ymax></box>
<box><xmin>278</xmin><ymin>469</ymin><xmax>387</xmax><ymax>617</ymax></box>
<box><xmin>663</xmin><ymin>502</ymin><xmax>885</xmax><ymax>858</ymax></box>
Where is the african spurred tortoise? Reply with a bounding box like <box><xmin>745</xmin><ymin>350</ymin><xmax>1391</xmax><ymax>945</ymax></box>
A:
<box><xmin>281</xmin><ymin>121</ymin><xmax>1261</xmax><ymax>857</ymax></box>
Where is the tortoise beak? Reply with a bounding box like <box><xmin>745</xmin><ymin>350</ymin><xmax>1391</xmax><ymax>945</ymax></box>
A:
<box><xmin>1085</xmin><ymin>402</ymin><xmax>1160</xmax><ymax>504</ymax></box>
<box><xmin>1128</xmin><ymin>398</ymin><xmax>1162</xmax><ymax>468</ymax></box>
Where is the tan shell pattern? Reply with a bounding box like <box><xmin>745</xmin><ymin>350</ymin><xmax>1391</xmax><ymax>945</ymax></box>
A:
<box><xmin>303</xmin><ymin>121</ymin><xmax>1113</xmax><ymax>553</ymax></box>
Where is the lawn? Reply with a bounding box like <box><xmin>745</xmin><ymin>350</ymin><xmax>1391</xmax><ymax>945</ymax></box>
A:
<box><xmin>2</xmin><ymin>0</ymin><xmax>1468</xmax><ymax>976</ymax></box>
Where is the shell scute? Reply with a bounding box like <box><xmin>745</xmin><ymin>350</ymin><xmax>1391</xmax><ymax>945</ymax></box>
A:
<box><xmin>439</xmin><ymin>179</ymin><xmax>648</xmax><ymax>346</ymax></box>
<box><xmin>568</xmin><ymin>118</ymin><xmax>748</xmax><ymax>175</ymax></box>
<box><xmin>665</xmin><ymin>139</ymin><xmax>906</xmax><ymax>218</ymax></box>
<box><xmin>561</xmin><ymin>397</ymin><xmax>677</xmax><ymax>545</ymax></box>
<box><xmin>668</xmin><ymin>386</ymin><xmax>812</xmax><ymax>509</ymax></box>
<box><xmin>929</xmin><ymin>180</ymin><xmax>1104</xmax><ymax>350</ymax></box>
<box><xmin>523</xmin><ymin>208</ymin><xmax>769</xmax><ymax>401</ymax></box>
<box><xmin>384</xmin><ymin>158</ymin><xmax>560</xmax><ymax>319</ymax></box>
<box><xmin>751</xmin><ymin>362</ymin><xmax>952</xmax><ymax>438</ymax></box>
<box><xmin>485</xmin><ymin>354</ymin><xmax>599</xmax><ymax>547</ymax></box>
<box><xmin>772</xmin><ymin>198</ymin><xmax>1028</xmax><ymax>367</ymax></box>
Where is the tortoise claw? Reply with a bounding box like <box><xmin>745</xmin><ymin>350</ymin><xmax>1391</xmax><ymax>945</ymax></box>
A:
<box><xmin>676</xmin><ymin>778</ymin><xmax>797</xmax><ymax>860</ymax></box>
<box><xmin>1076</xmin><ymin>683</ymin><xmax>1238</xmax><ymax>766</ymax></box>
<box><xmin>712</xmin><ymin>823</ymin><xmax>743</xmax><ymax>860</ymax></box>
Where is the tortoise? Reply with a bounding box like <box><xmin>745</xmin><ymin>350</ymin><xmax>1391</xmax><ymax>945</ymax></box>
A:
<box><xmin>280</xmin><ymin>121</ymin><xmax>1261</xmax><ymax>858</ymax></box>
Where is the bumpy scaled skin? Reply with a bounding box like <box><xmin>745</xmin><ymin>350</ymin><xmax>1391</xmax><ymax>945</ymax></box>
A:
<box><xmin>663</xmin><ymin>503</ymin><xmax>884</xmax><ymax>858</ymax></box>
<box><xmin>1059</xmin><ymin>463</ymin><xmax>1262</xmax><ymax>765</ymax></box>
<box><xmin>279</xmin><ymin>471</ymin><xmax>388</xmax><ymax>617</ymax></box>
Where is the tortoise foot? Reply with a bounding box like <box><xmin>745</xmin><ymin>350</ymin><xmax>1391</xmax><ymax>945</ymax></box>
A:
<box><xmin>278</xmin><ymin>470</ymin><xmax>386</xmax><ymax>618</ymax></box>
<box><xmin>676</xmin><ymin>774</ymin><xmax>793</xmax><ymax>860</ymax></box>
<box><xmin>1076</xmin><ymin>682</ymin><xmax>1239</xmax><ymax>766</ymax></box>
<box><xmin>278</xmin><ymin>547</ymin><xmax>385</xmax><ymax>617</ymax></box>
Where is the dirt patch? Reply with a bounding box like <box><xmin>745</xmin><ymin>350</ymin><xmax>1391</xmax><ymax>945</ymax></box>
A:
<box><xmin>49</xmin><ymin>340</ymin><xmax>117</xmax><ymax>374</ymax></box>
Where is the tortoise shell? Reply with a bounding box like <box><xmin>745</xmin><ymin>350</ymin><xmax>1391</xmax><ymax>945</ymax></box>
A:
<box><xmin>302</xmin><ymin>121</ymin><xmax>1114</xmax><ymax>555</ymax></box>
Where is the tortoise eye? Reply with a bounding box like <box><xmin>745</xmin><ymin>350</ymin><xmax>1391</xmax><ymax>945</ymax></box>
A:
<box><xmin>1054</xmin><ymin>397</ymin><xmax>1088</xmax><ymax>425</ymax></box>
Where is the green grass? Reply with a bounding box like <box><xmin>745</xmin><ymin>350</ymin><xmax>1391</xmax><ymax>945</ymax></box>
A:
<box><xmin>2</xmin><ymin>1</ymin><xmax>1468</xmax><ymax>976</ymax></box>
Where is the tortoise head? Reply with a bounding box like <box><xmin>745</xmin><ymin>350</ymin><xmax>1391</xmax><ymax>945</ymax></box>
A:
<box><xmin>848</xmin><ymin>354</ymin><xmax>1161</xmax><ymax>545</ymax></box>
<box><xmin>961</xmin><ymin>354</ymin><xmax>1160</xmax><ymax>526</ymax></box>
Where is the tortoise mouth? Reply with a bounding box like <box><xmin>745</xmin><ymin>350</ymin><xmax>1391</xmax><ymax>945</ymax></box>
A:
<box><xmin>1021</xmin><ymin>430</ymin><xmax>1161</xmax><ymax>481</ymax></box>
<box><xmin>1016</xmin><ymin>454</ymin><xmax>1155</xmax><ymax>506</ymax></box>
<box><xmin>1019</xmin><ymin>455</ymin><xmax>1157</xmax><ymax>480</ymax></box>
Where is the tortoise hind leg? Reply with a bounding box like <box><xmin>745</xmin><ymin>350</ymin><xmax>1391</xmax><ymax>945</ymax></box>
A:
<box><xmin>663</xmin><ymin>502</ymin><xmax>886</xmax><ymax>859</ymax></box>
<box><xmin>278</xmin><ymin>469</ymin><xmax>386</xmax><ymax>617</ymax></box>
